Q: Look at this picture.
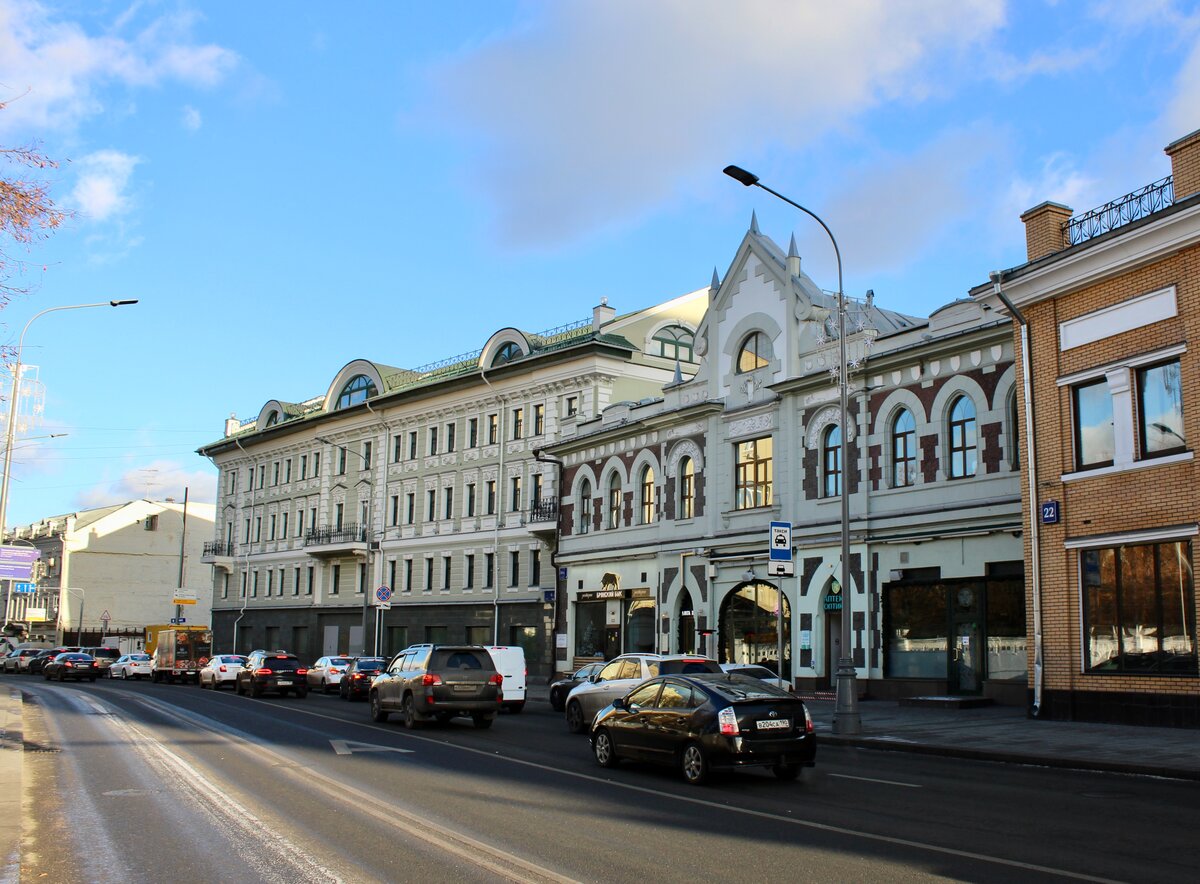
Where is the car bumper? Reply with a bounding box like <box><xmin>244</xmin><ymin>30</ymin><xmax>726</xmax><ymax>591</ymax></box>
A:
<box><xmin>701</xmin><ymin>733</ymin><xmax>817</xmax><ymax>769</ymax></box>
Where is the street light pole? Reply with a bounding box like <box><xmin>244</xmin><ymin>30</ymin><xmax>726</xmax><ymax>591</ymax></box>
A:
<box><xmin>723</xmin><ymin>166</ymin><xmax>861</xmax><ymax>734</ymax></box>
<box><xmin>316</xmin><ymin>437</ymin><xmax>374</xmax><ymax>655</ymax></box>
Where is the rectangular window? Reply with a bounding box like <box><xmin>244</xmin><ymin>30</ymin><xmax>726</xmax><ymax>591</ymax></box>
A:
<box><xmin>580</xmin><ymin>492</ymin><xmax>591</xmax><ymax>534</ymax></box>
<box><xmin>429</xmin><ymin>427</ymin><xmax>439</xmax><ymax>456</ymax></box>
<box><xmin>228</xmin><ymin>470</ymin><xmax>237</xmax><ymax>493</ymax></box>
<box><xmin>297</xmin><ymin>509</ymin><xmax>304</xmax><ymax>537</ymax></box>
<box><xmin>281</xmin><ymin>512</ymin><xmax>288</xmax><ymax>538</ymax></box>
<box><xmin>335</xmin><ymin>503</ymin><xmax>344</xmax><ymax>531</ymax></box>
<box><xmin>222</xmin><ymin>573</ymin><xmax>230</xmax><ymax>599</ymax></box>
<box><xmin>285</xmin><ymin>459</ymin><xmax>292</xmax><ymax>483</ymax></box>
<box><xmin>241</xmin><ymin>572</ymin><xmax>247</xmax><ymax>598</ymax></box>
<box><xmin>426</xmin><ymin>626</ymin><xmax>448</xmax><ymax>644</ymax></box>
<box><xmin>405</xmin><ymin>559</ymin><xmax>414</xmax><ymax>593</ymax></box>
<box><xmin>337</xmin><ymin>446</ymin><xmax>347</xmax><ymax>475</ymax></box>
<box><xmin>532</xmin><ymin>473</ymin><xmax>543</xmax><ymax>506</ymax></box>
<box><xmin>293</xmin><ymin>566</ymin><xmax>301</xmax><ymax>597</ymax></box>
<box><xmin>465</xmin><ymin>554</ymin><xmax>475</xmax><ymax>588</ymax></box>
<box><xmin>1073</xmin><ymin>378</ymin><xmax>1115</xmax><ymax>469</ymax></box>
<box><xmin>735</xmin><ymin>437</ymin><xmax>773</xmax><ymax>509</ymax></box>
<box><xmin>309</xmin><ymin>507</ymin><xmax>317</xmax><ymax>533</ymax></box>
<box><xmin>258</xmin><ymin>465</ymin><xmax>266</xmax><ymax>488</ymax></box>
<box><xmin>358</xmin><ymin>563</ymin><xmax>367</xmax><ymax>594</ymax></box>
<box><xmin>679</xmin><ymin>466</ymin><xmax>694</xmax><ymax>520</ymax></box>
<box><xmin>402</xmin><ymin>492</ymin><xmax>414</xmax><ymax>524</ymax></box>
<box><xmin>388</xmin><ymin>559</ymin><xmax>397</xmax><ymax>592</ymax></box>
<box><xmin>488</xmin><ymin>413</ymin><xmax>498</xmax><ymax>445</ymax></box>
<box><xmin>1083</xmin><ymin>540</ymin><xmax>1197</xmax><ymax>674</ymax></box>
<box><xmin>313</xmin><ymin>452</ymin><xmax>320</xmax><ymax>476</ymax></box>
<box><xmin>273</xmin><ymin>462</ymin><xmax>280</xmax><ymax>485</ymax></box>
<box><xmin>468</xmin><ymin>418</ymin><xmax>478</xmax><ymax>448</ymax></box>
<box><xmin>485</xmin><ymin>553</ymin><xmax>495</xmax><ymax>588</ymax></box>
<box><xmin>443</xmin><ymin>556</ymin><xmax>452</xmax><ymax>589</ymax></box>
<box><xmin>306</xmin><ymin>566</ymin><xmax>314</xmax><ymax>595</ymax></box>
<box><xmin>255</xmin><ymin>517</ymin><xmax>262</xmax><ymax>542</ymax></box>
<box><xmin>509</xmin><ymin>550</ymin><xmax>520</xmax><ymax>586</ymax></box>
<box><xmin>510</xmin><ymin>476</ymin><xmax>521</xmax><ymax>512</ymax></box>
<box><xmin>566</xmin><ymin>396</ymin><xmax>578</xmax><ymax>417</ymax></box>
<box><xmin>466</xmin><ymin>626</ymin><xmax>490</xmax><ymax>645</ymax></box>
<box><xmin>424</xmin><ymin>557</ymin><xmax>434</xmax><ymax>591</ymax></box>
<box><xmin>243</xmin><ymin>518</ymin><xmax>250</xmax><ymax>544</ymax></box>
<box><xmin>266</xmin><ymin>570</ymin><xmax>273</xmax><ymax>596</ymax></box>
<box><xmin>1138</xmin><ymin>360</ymin><xmax>1185</xmax><ymax>458</ymax></box>
<box><xmin>426</xmin><ymin>489</ymin><xmax>436</xmax><ymax>521</ymax></box>
<box><xmin>391</xmin><ymin>495</ymin><xmax>400</xmax><ymax>526</ymax></box>
<box><xmin>533</xmin><ymin>403</ymin><xmax>545</xmax><ymax>436</ymax></box>
<box><xmin>300</xmin><ymin>455</ymin><xmax>308</xmax><ymax>479</ymax></box>
<box><xmin>486</xmin><ymin>480</ymin><xmax>496</xmax><ymax>515</ymax></box>
<box><xmin>466</xmin><ymin>483</ymin><xmax>476</xmax><ymax>517</ymax></box>
<box><xmin>531</xmin><ymin>549</ymin><xmax>541</xmax><ymax>586</ymax></box>
<box><xmin>252</xmin><ymin>571</ymin><xmax>259</xmax><ymax>597</ymax></box>
<box><xmin>512</xmin><ymin>407</ymin><xmax>524</xmax><ymax>440</ymax></box>
<box><xmin>444</xmin><ymin>486</ymin><xmax>454</xmax><ymax>520</ymax></box>
<box><xmin>446</xmin><ymin>423</ymin><xmax>456</xmax><ymax>452</ymax></box>
<box><xmin>408</xmin><ymin>431</ymin><xmax>418</xmax><ymax>460</ymax></box>
<box><xmin>247</xmin><ymin>469</ymin><xmax>254</xmax><ymax>492</ymax></box>
<box><xmin>362</xmin><ymin>441</ymin><xmax>372</xmax><ymax>470</ymax></box>
<box><xmin>269</xmin><ymin>514</ymin><xmax>276</xmax><ymax>540</ymax></box>
<box><xmin>393</xmin><ymin>435</ymin><xmax>403</xmax><ymax>463</ymax></box>
<box><xmin>330</xmin><ymin>564</ymin><xmax>340</xmax><ymax>595</ymax></box>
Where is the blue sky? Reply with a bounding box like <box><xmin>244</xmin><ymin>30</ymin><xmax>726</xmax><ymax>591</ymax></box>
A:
<box><xmin>1</xmin><ymin>0</ymin><xmax>1199</xmax><ymax>526</ymax></box>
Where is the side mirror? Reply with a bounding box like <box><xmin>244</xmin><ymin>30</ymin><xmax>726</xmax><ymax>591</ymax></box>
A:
<box><xmin>611</xmin><ymin>697</ymin><xmax>626</xmax><ymax>711</ymax></box>
<box><xmin>589</xmin><ymin>674</ymin><xmax>601</xmax><ymax>683</ymax></box>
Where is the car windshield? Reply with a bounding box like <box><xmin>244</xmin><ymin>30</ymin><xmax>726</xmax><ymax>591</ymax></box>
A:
<box><xmin>704</xmin><ymin>674</ymin><xmax>794</xmax><ymax>702</ymax></box>
<box><xmin>356</xmin><ymin>659</ymin><xmax>384</xmax><ymax>671</ymax></box>
<box><xmin>129</xmin><ymin>654</ymin><xmax>151</xmax><ymax>661</ymax></box>
<box><xmin>729</xmin><ymin>666</ymin><xmax>777</xmax><ymax>680</ymax></box>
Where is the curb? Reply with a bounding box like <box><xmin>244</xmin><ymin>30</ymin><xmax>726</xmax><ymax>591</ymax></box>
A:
<box><xmin>0</xmin><ymin>687</ymin><xmax>22</xmax><ymax>884</ymax></box>
<box><xmin>815</xmin><ymin>733</ymin><xmax>1200</xmax><ymax>782</ymax></box>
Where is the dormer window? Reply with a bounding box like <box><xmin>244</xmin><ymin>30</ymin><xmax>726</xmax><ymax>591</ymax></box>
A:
<box><xmin>654</xmin><ymin>325</ymin><xmax>696</xmax><ymax>362</ymax></box>
<box><xmin>264</xmin><ymin>412</ymin><xmax>280</xmax><ymax>427</ymax></box>
<box><xmin>737</xmin><ymin>332</ymin><xmax>770</xmax><ymax>373</ymax></box>
<box><xmin>336</xmin><ymin>375</ymin><xmax>377</xmax><ymax>409</ymax></box>
<box><xmin>492</xmin><ymin>342</ymin><xmax>522</xmax><ymax>366</ymax></box>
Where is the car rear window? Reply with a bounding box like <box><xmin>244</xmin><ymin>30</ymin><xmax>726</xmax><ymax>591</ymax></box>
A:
<box><xmin>60</xmin><ymin>654</ymin><xmax>93</xmax><ymax>662</ymax></box>
<box><xmin>705</xmin><ymin>674</ymin><xmax>794</xmax><ymax>702</ymax></box>
<box><xmin>262</xmin><ymin>658</ymin><xmax>301</xmax><ymax>671</ymax></box>
<box><xmin>130</xmin><ymin>654</ymin><xmax>151</xmax><ymax>661</ymax></box>
<box><xmin>659</xmin><ymin>659</ymin><xmax>723</xmax><ymax>675</ymax></box>
<box><xmin>432</xmin><ymin>650</ymin><xmax>493</xmax><ymax>671</ymax></box>
<box><xmin>356</xmin><ymin>659</ymin><xmax>384</xmax><ymax>671</ymax></box>
<box><xmin>92</xmin><ymin>648</ymin><xmax>120</xmax><ymax>659</ymax></box>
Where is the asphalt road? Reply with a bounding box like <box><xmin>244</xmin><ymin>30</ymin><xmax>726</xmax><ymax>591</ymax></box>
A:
<box><xmin>13</xmin><ymin>676</ymin><xmax>1200</xmax><ymax>883</ymax></box>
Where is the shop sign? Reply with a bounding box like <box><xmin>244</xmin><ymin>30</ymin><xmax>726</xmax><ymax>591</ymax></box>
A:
<box><xmin>578</xmin><ymin>586</ymin><xmax>652</xmax><ymax>602</ymax></box>
<box><xmin>823</xmin><ymin>588</ymin><xmax>843</xmax><ymax>612</ymax></box>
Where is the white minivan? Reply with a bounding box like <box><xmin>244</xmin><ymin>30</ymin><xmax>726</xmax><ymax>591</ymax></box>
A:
<box><xmin>486</xmin><ymin>645</ymin><xmax>527</xmax><ymax>713</ymax></box>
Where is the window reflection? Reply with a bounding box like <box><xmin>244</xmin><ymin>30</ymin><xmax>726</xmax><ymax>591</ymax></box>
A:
<box><xmin>1073</xmin><ymin>379</ymin><xmax>1114</xmax><ymax>468</ymax></box>
<box><xmin>1138</xmin><ymin>360</ymin><xmax>1185</xmax><ymax>456</ymax></box>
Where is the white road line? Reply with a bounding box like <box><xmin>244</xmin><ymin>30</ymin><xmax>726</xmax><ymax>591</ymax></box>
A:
<box><xmin>829</xmin><ymin>773</ymin><xmax>923</xmax><ymax>788</ymax></box>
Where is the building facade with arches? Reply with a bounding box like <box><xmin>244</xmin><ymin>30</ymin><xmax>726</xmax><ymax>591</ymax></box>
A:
<box><xmin>549</xmin><ymin>220</ymin><xmax>1026</xmax><ymax>703</ymax></box>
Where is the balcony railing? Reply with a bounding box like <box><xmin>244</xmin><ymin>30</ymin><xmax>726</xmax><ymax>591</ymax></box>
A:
<box><xmin>304</xmin><ymin>524</ymin><xmax>367</xmax><ymax>547</ymax></box>
<box><xmin>203</xmin><ymin>540</ymin><xmax>234</xmax><ymax>557</ymax></box>
<box><xmin>528</xmin><ymin>498</ymin><xmax>559</xmax><ymax>523</ymax></box>
<box><xmin>1066</xmin><ymin>175</ymin><xmax>1174</xmax><ymax>246</ymax></box>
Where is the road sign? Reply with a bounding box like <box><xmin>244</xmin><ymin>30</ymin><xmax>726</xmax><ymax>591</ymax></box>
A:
<box><xmin>767</xmin><ymin>560</ymin><xmax>795</xmax><ymax>577</ymax></box>
<box><xmin>13</xmin><ymin>582</ymin><xmax>36</xmax><ymax>594</ymax></box>
<box><xmin>375</xmin><ymin>585</ymin><xmax>392</xmax><ymax>609</ymax></box>
<box><xmin>26</xmin><ymin>608</ymin><xmax>46</xmax><ymax>622</ymax></box>
<box><xmin>769</xmin><ymin>521</ymin><xmax>792</xmax><ymax>562</ymax></box>
<box><xmin>0</xmin><ymin>547</ymin><xmax>40</xmax><ymax>581</ymax></box>
<box><xmin>100</xmin><ymin>610</ymin><xmax>111</xmax><ymax>623</ymax></box>
<box><xmin>169</xmin><ymin>618</ymin><xmax>187</xmax><ymax>625</ymax></box>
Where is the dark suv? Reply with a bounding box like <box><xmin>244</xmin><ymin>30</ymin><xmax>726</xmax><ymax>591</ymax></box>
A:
<box><xmin>370</xmin><ymin>645</ymin><xmax>502</xmax><ymax>729</ymax></box>
<box><xmin>236</xmin><ymin>650</ymin><xmax>309</xmax><ymax>698</ymax></box>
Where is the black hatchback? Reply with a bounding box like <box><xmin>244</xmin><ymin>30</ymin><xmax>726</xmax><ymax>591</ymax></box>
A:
<box><xmin>339</xmin><ymin>657</ymin><xmax>386</xmax><ymax>701</ymax></box>
<box><xmin>590</xmin><ymin>672</ymin><xmax>816</xmax><ymax>785</ymax></box>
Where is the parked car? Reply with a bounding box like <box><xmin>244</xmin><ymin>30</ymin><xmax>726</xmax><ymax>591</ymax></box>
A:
<box><xmin>720</xmin><ymin>663</ymin><xmax>794</xmax><ymax>693</ymax></box>
<box><xmin>307</xmin><ymin>655</ymin><xmax>354</xmax><ymax>694</ymax></box>
<box><xmin>339</xmin><ymin>657</ymin><xmax>386</xmax><ymax>701</ymax></box>
<box><xmin>84</xmin><ymin>647</ymin><xmax>122</xmax><ymax>674</ymax></box>
<box><xmin>43</xmin><ymin>653</ymin><xmax>101</xmax><ymax>682</ymax></box>
<box><xmin>109</xmin><ymin>653</ymin><xmax>153</xmax><ymax>680</ymax></box>
<box><xmin>549</xmin><ymin>662</ymin><xmax>604</xmax><ymax>712</ymax></box>
<box><xmin>486</xmin><ymin>646</ymin><xmax>527</xmax><ymax>713</ymax></box>
<box><xmin>236</xmin><ymin>650</ymin><xmax>308</xmax><ymax>698</ymax></box>
<box><xmin>658</xmin><ymin>655</ymin><xmax>723</xmax><ymax>675</ymax></box>
<box><xmin>590</xmin><ymin>673</ymin><xmax>816</xmax><ymax>785</ymax></box>
<box><xmin>370</xmin><ymin>644</ymin><xmax>501</xmax><ymax>729</ymax></box>
<box><xmin>198</xmin><ymin>654</ymin><xmax>248</xmax><ymax>690</ymax></box>
<box><xmin>564</xmin><ymin>653</ymin><xmax>663</xmax><ymax>734</ymax></box>
<box><xmin>3</xmin><ymin>647</ymin><xmax>45</xmax><ymax>674</ymax></box>
<box><xmin>28</xmin><ymin>647</ymin><xmax>80</xmax><ymax>676</ymax></box>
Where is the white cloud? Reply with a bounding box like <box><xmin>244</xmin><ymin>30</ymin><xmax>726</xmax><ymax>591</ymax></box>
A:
<box><xmin>425</xmin><ymin>0</ymin><xmax>1005</xmax><ymax>249</ymax></box>
<box><xmin>68</xmin><ymin>150</ymin><xmax>140</xmax><ymax>221</ymax></box>
<box><xmin>181</xmin><ymin>104</ymin><xmax>202</xmax><ymax>131</ymax></box>
<box><xmin>75</xmin><ymin>460</ymin><xmax>216</xmax><ymax>510</ymax></box>
<box><xmin>0</xmin><ymin>0</ymin><xmax>237</xmax><ymax>136</ymax></box>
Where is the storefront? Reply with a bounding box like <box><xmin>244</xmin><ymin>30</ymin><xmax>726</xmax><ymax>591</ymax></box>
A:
<box><xmin>573</xmin><ymin>586</ymin><xmax>654</xmax><ymax>661</ymax></box>
<box><xmin>718</xmin><ymin>580</ymin><xmax>791</xmax><ymax>680</ymax></box>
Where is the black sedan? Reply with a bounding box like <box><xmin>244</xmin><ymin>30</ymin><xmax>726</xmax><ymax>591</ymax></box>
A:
<box><xmin>43</xmin><ymin>653</ymin><xmax>101</xmax><ymax>682</ymax></box>
<box><xmin>590</xmin><ymin>673</ymin><xmax>815</xmax><ymax>785</ymax></box>
<box><xmin>549</xmin><ymin>661</ymin><xmax>603</xmax><ymax>711</ymax></box>
<box><xmin>339</xmin><ymin>657</ymin><xmax>386</xmax><ymax>700</ymax></box>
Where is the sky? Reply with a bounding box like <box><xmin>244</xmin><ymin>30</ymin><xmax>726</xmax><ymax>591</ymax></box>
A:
<box><xmin>0</xmin><ymin>0</ymin><xmax>1198</xmax><ymax>527</ymax></box>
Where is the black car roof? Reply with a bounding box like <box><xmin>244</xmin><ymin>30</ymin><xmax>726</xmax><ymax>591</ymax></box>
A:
<box><xmin>662</xmin><ymin>672</ymin><xmax>798</xmax><ymax>701</ymax></box>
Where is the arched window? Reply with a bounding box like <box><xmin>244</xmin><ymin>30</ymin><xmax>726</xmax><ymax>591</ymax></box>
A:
<box><xmin>737</xmin><ymin>332</ymin><xmax>770</xmax><ymax>373</ymax></box>
<box><xmin>640</xmin><ymin>466</ymin><xmax>656</xmax><ymax>524</ymax></box>
<box><xmin>891</xmin><ymin>408</ymin><xmax>916</xmax><ymax>487</ymax></box>
<box><xmin>336</xmin><ymin>375</ymin><xmax>377</xmax><ymax>410</ymax></box>
<box><xmin>822</xmin><ymin>425</ymin><xmax>841</xmax><ymax>498</ymax></box>
<box><xmin>579</xmin><ymin>479</ymin><xmax>592</xmax><ymax>535</ymax></box>
<box><xmin>608</xmin><ymin>473</ymin><xmax>622</xmax><ymax>529</ymax></box>
<box><xmin>264</xmin><ymin>412</ymin><xmax>280</xmax><ymax>427</ymax></box>
<box><xmin>678</xmin><ymin>457</ymin><xmax>695</xmax><ymax>520</ymax></box>
<box><xmin>654</xmin><ymin>325</ymin><xmax>696</xmax><ymax>362</ymax></box>
<box><xmin>491</xmin><ymin>341</ymin><xmax>522</xmax><ymax>366</ymax></box>
<box><xmin>949</xmin><ymin>395</ymin><xmax>977</xmax><ymax>478</ymax></box>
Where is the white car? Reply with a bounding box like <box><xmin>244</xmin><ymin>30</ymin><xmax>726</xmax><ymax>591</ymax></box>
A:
<box><xmin>307</xmin><ymin>655</ymin><xmax>354</xmax><ymax>694</ymax></box>
<box><xmin>109</xmin><ymin>653</ymin><xmax>153</xmax><ymax>680</ymax></box>
<box><xmin>199</xmin><ymin>654</ymin><xmax>248</xmax><ymax>690</ymax></box>
<box><xmin>720</xmin><ymin>662</ymin><xmax>794</xmax><ymax>693</ymax></box>
<box><xmin>486</xmin><ymin>645</ymin><xmax>527</xmax><ymax>713</ymax></box>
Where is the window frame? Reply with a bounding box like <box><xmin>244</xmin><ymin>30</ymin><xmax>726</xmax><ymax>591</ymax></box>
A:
<box><xmin>891</xmin><ymin>408</ymin><xmax>916</xmax><ymax>488</ymax></box>
<box><xmin>822</xmin><ymin>424</ymin><xmax>841</xmax><ymax>498</ymax></box>
<box><xmin>736</xmin><ymin>332</ymin><xmax>770</xmax><ymax>374</ymax></box>
<box><xmin>948</xmin><ymin>395</ymin><xmax>977</xmax><ymax>479</ymax></box>
<box><xmin>734</xmin><ymin>436</ymin><xmax>773</xmax><ymax>510</ymax></box>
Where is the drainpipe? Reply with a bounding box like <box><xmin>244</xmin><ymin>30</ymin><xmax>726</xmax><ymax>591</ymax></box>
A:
<box><xmin>534</xmin><ymin>448</ymin><xmax>564</xmax><ymax>675</ymax></box>
<box><xmin>232</xmin><ymin>437</ymin><xmax>256</xmax><ymax>655</ymax></box>
<box><xmin>990</xmin><ymin>271</ymin><xmax>1044</xmax><ymax>718</ymax></box>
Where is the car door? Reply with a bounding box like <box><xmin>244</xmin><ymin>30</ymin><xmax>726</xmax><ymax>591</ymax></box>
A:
<box><xmin>608</xmin><ymin>681</ymin><xmax>664</xmax><ymax>760</ymax></box>
<box><xmin>380</xmin><ymin>651</ymin><xmax>410</xmax><ymax>710</ymax></box>
<box><xmin>642</xmin><ymin>680</ymin><xmax>700</xmax><ymax>760</ymax></box>
<box><xmin>593</xmin><ymin>658</ymin><xmax>644</xmax><ymax>713</ymax></box>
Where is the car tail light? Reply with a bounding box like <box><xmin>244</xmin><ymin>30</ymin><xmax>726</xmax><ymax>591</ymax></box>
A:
<box><xmin>296</xmin><ymin>669</ymin><xmax>308</xmax><ymax>676</ymax></box>
<box><xmin>65</xmin><ymin>662</ymin><xmax>74</xmax><ymax>668</ymax></box>
<box><xmin>255</xmin><ymin>668</ymin><xmax>273</xmax><ymax>676</ymax></box>
<box><xmin>219</xmin><ymin>665</ymin><xmax>227</xmax><ymax>672</ymax></box>
<box><xmin>421</xmin><ymin>673</ymin><xmax>442</xmax><ymax>686</ymax></box>
<box><xmin>718</xmin><ymin>706</ymin><xmax>739</xmax><ymax>736</ymax></box>
<box><xmin>803</xmin><ymin>705</ymin><xmax>814</xmax><ymax>734</ymax></box>
<box><xmin>489</xmin><ymin>674</ymin><xmax>503</xmax><ymax>686</ymax></box>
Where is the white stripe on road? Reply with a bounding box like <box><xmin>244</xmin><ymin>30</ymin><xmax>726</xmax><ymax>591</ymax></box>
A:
<box><xmin>829</xmin><ymin>773</ymin><xmax>923</xmax><ymax>788</ymax></box>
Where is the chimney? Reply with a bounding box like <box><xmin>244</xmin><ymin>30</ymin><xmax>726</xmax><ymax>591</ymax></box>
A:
<box><xmin>592</xmin><ymin>297</ymin><xmax>616</xmax><ymax>331</ymax></box>
<box><xmin>224</xmin><ymin>413</ymin><xmax>241</xmax><ymax>437</ymax></box>
<box><xmin>1165</xmin><ymin>127</ymin><xmax>1200</xmax><ymax>201</ymax></box>
<box><xmin>1020</xmin><ymin>201</ymin><xmax>1073</xmax><ymax>261</ymax></box>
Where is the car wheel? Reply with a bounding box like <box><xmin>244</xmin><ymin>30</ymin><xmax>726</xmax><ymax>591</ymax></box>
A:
<box><xmin>401</xmin><ymin>695</ymin><xmax>422</xmax><ymax>729</ymax></box>
<box><xmin>370</xmin><ymin>691</ymin><xmax>389</xmax><ymax>723</ymax></box>
<box><xmin>322</xmin><ymin>678</ymin><xmax>332</xmax><ymax>695</ymax></box>
<box><xmin>565</xmin><ymin>700</ymin><xmax>586</xmax><ymax>734</ymax></box>
<box><xmin>295</xmin><ymin>688</ymin><xmax>308</xmax><ymax>699</ymax></box>
<box><xmin>471</xmin><ymin>715</ymin><xmax>494</xmax><ymax>730</ymax></box>
<box><xmin>550</xmin><ymin>688</ymin><xmax>564</xmax><ymax>712</ymax></box>
<box><xmin>593</xmin><ymin>728</ymin><xmax>619</xmax><ymax>768</ymax></box>
<box><xmin>681</xmin><ymin>741</ymin><xmax>709</xmax><ymax>786</ymax></box>
<box><xmin>250</xmin><ymin>683</ymin><xmax>263</xmax><ymax>699</ymax></box>
<box><xmin>58</xmin><ymin>671</ymin><xmax>66</xmax><ymax>682</ymax></box>
<box><xmin>772</xmin><ymin>763</ymin><xmax>801</xmax><ymax>782</ymax></box>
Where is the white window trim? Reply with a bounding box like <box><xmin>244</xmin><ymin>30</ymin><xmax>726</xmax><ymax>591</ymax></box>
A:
<box><xmin>1058</xmin><ymin>285</ymin><xmax>1177</xmax><ymax>351</ymax></box>
<box><xmin>1056</xmin><ymin>342</ymin><xmax>1186</xmax><ymax>387</ymax></box>
<box><xmin>1065</xmin><ymin>522</ymin><xmax>1198</xmax><ymax>549</ymax></box>
<box><xmin>1062</xmin><ymin>449</ymin><xmax>1193</xmax><ymax>483</ymax></box>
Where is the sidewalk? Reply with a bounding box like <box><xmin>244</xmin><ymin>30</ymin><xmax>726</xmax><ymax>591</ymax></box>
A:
<box><xmin>0</xmin><ymin>687</ymin><xmax>22</xmax><ymax>884</ymax></box>
<box><xmin>526</xmin><ymin>683</ymin><xmax>1200</xmax><ymax>781</ymax></box>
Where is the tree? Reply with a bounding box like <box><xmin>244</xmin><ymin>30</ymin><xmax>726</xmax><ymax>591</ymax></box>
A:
<box><xmin>1</xmin><ymin>97</ymin><xmax>67</xmax><ymax>332</ymax></box>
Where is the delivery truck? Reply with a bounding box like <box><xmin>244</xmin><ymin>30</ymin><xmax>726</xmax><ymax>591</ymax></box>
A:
<box><xmin>151</xmin><ymin>627</ymin><xmax>212</xmax><ymax>684</ymax></box>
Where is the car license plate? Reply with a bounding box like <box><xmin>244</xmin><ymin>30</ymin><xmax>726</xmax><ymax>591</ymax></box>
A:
<box><xmin>756</xmin><ymin>719</ymin><xmax>790</xmax><ymax>730</ymax></box>
<box><xmin>453</xmin><ymin>684</ymin><xmax>476</xmax><ymax>693</ymax></box>
<box><xmin>277</xmin><ymin>680</ymin><xmax>293</xmax><ymax>686</ymax></box>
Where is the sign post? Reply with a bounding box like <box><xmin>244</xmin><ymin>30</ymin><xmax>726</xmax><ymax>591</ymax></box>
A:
<box><xmin>768</xmin><ymin>521</ymin><xmax>794</xmax><ymax>577</ymax></box>
<box><xmin>100</xmin><ymin>609</ymin><xmax>111</xmax><ymax>643</ymax></box>
<box><xmin>374</xmin><ymin>586</ymin><xmax>392</xmax><ymax>655</ymax></box>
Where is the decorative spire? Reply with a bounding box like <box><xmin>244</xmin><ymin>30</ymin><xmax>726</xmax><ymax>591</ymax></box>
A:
<box><xmin>673</xmin><ymin>359</ymin><xmax>683</xmax><ymax>384</ymax></box>
<box><xmin>788</xmin><ymin>233</ymin><xmax>799</xmax><ymax>258</ymax></box>
<box><xmin>750</xmin><ymin>210</ymin><xmax>760</xmax><ymax>235</ymax></box>
<box><xmin>710</xmin><ymin>267</ymin><xmax>721</xmax><ymax>289</ymax></box>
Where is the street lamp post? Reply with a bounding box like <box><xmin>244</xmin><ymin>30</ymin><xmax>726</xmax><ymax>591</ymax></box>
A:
<box><xmin>316</xmin><ymin>437</ymin><xmax>375</xmax><ymax>655</ymax></box>
<box><xmin>61</xmin><ymin>586</ymin><xmax>85</xmax><ymax>645</ymax></box>
<box><xmin>0</xmin><ymin>300</ymin><xmax>137</xmax><ymax>640</ymax></box>
<box><xmin>723</xmin><ymin>166</ymin><xmax>861</xmax><ymax>734</ymax></box>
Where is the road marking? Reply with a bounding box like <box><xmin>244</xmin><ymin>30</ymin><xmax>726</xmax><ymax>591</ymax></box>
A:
<box><xmin>122</xmin><ymin>690</ymin><xmax>1116</xmax><ymax>883</ymax></box>
<box><xmin>330</xmin><ymin>739</ymin><xmax>413</xmax><ymax>756</ymax></box>
<box><xmin>829</xmin><ymin>773</ymin><xmax>922</xmax><ymax>788</ymax></box>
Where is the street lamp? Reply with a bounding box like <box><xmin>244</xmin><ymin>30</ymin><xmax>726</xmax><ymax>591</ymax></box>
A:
<box><xmin>315</xmin><ymin>436</ymin><xmax>375</xmax><ymax>655</ymax></box>
<box><xmin>61</xmin><ymin>586</ymin><xmax>85</xmax><ymax>645</ymax></box>
<box><xmin>723</xmin><ymin>165</ymin><xmax>861</xmax><ymax>734</ymax></box>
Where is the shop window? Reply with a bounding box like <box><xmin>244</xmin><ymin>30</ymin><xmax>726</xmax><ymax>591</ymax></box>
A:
<box><xmin>884</xmin><ymin>584</ymin><xmax>946</xmax><ymax>678</ymax></box>
<box><xmin>575</xmin><ymin>602</ymin><xmax>606</xmax><ymax>657</ymax></box>
<box><xmin>511</xmin><ymin>625</ymin><xmax>541</xmax><ymax>663</ymax></box>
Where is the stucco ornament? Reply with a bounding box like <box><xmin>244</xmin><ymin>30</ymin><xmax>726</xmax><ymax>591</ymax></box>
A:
<box><xmin>694</xmin><ymin>334</ymin><xmax>708</xmax><ymax>357</ymax></box>
<box><xmin>804</xmin><ymin>404</ymin><xmax>855</xmax><ymax>447</ymax></box>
